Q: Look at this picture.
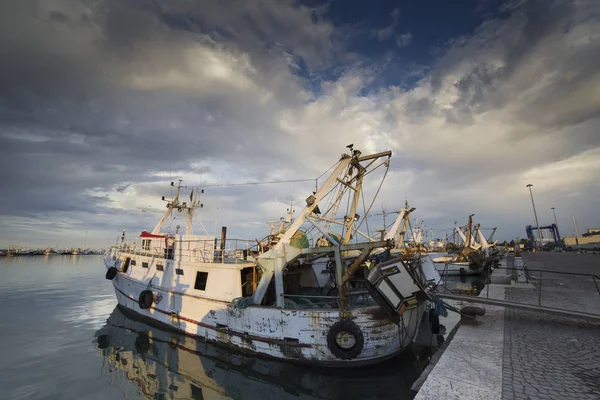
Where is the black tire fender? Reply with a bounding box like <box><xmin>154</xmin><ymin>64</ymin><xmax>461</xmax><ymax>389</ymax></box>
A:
<box><xmin>138</xmin><ymin>290</ymin><xmax>154</xmax><ymax>310</ymax></box>
<box><xmin>326</xmin><ymin>319</ymin><xmax>365</xmax><ymax>360</ymax></box>
<box><xmin>105</xmin><ymin>267</ymin><xmax>118</xmax><ymax>280</ymax></box>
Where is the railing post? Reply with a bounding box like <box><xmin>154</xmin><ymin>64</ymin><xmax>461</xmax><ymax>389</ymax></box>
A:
<box><xmin>592</xmin><ymin>275</ymin><xmax>600</xmax><ymax>297</ymax></box>
<box><xmin>538</xmin><ymin>270</ymin><xmax>543</xmax><ymax>306</ymax></box>
<box><xmin>487</xmin><ymin>266</ymin><xmax>490</xmax><ymax>299</ymax></box>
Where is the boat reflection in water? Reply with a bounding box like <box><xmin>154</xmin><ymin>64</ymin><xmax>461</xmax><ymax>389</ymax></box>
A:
<box><xmin>94</xmin><ymin>306</ymin><xmax>422</xmax><ymax>400</ymax></box>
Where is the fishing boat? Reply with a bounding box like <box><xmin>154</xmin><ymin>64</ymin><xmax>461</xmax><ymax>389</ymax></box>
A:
<box><xmin>429</xmin><ymin>215</ymin><xmax>486</xmax><ymax>276</ymax></box>
<box><xmin>6</xmin><ymin>246</ymin><xmax>16</xmax><ymax>257</ymax></box>
<box><xmin>102</xmin><ymin>147</ymin><xmax>436</xmax><ymax>366</ymax></box>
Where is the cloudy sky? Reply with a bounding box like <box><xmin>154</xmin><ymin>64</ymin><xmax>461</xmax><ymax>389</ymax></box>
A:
<box><xmin>1</xmin><ymin>0</ymin><xmax>599</xmax><ymax>248</ymax></box>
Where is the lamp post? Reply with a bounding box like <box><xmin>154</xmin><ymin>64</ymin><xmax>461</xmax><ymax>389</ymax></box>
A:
<box><xmin>526</xmin><ymin>184</ymin><xmax>543</xmax><ymax>252</ymax></box>
<box><xmin>551</xmin><ymin>207</ymin><xmax>560</xmax><ymax>247</ymax></box>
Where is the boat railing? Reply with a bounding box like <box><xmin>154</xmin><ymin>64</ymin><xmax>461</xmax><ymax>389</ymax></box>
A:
<box><xmin>111</xmin><ymin>240</ymin><xmax>173</xmax><ymax>259</ymax></box>
<box><xmin>112</xmin><ymin>238</ymin><xmax>256</xmax><ymax>264</ymax></box>
<box><xmin>175</xmin><ymin>239</ymin><xmax>254</xmax><ymax>264</ymax></box>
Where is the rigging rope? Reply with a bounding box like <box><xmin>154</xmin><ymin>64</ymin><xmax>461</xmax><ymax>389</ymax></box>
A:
<box><xmin>192</xmin><ymin>178</ymin><xmax>315</xmax><ymax>188</ymax></box>
<box><xmin>352</xmin><ymin>161</ymin><xmax>390</xmax><ymax>237</ymax></box>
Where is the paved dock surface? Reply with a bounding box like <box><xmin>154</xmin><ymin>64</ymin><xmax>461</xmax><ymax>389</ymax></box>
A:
<box><xmin>415</xmin><ymin>253</ymin><xmax>600</xmax><ymax>400</ymax></box>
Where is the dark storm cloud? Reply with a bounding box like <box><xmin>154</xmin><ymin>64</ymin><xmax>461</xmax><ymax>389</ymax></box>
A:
<box><xmin>430</xmin><ymin>0</ymin><xmax>597</xmax><ymax>127</ymax></box>
<box><xmin>0</xmin><ymin>0</ymin><xmax>330</xmax><ymax>221</ymax></box>
<box><xmin>0</xmin><ymin>0</ymin><xmax>342</xmax><ymax>247</ymax></box>
<box><xmin>1</xmin><ymin>0</ymin><xmax>599</xmax><ymax>247</ymax></box>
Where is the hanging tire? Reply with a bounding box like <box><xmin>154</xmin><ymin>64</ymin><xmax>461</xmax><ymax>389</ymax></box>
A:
<box><xmin>138</xmin><ymin>290</ymin><xmax>154</xmax><ymax>310</ymax></box>
<box><xmin>326</xmin><ymin>320</ymin><xmax>365</xmax><ymax>360</ymax></box>
<box><xmin>105</xmin><ymin>267</ymin><xmax>118</xmax><ymax>280</ymax></box>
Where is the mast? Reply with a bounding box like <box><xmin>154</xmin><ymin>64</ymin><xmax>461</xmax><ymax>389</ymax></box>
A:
<box><xmin>456</xmin><ymin>214</ymin><xmax>475</xmax><ymax>262</ymax></box>
<box><xmin>477</xmin><ymin>226</ymin><xmax>492</xmax><ymax>256</ymax></box>
<box><xmin>185</xmin><ymin>188</ymin><xmax>202</xmax><ymax>235</ymax></box>
<box><xmin>472</xmin><ymin>223</ymin><xmax>482</xmax><ymax>250</ymax></box>
<box><xmin>342</xmin><ymin>172</ymin><xmax>363</xmax><ymax>244</ymax></box>
<box><xmin>384</xmin><ymin>206</ymin><xmax>415</xmax><ymax>242</ymax></box>
<box><xmin>152</xmin><ymin>181</ymin><xmax>181</xmax><ymax>234</ymax></box>
<box><xmin>153</xmin><ymin>181</ymin><xmax>202</xmax><ymax>235</ymax></box>
<box><xmin>487</xmin><ymin>227</ymin><xmax>497</xmax><ymax>243</ymax></box>
<box><xmin>252</xmin><ymin>148</ymin><xmax>392</xmax><ymax>308</ymax></box>
<box><xmin>252</xmin><ymin>153</ymin><xmax>353</xmax><ymax>307</ymax></box>
<box><xmin>466</xmin><ymin>215</ymin><xmax>473</xmax><ymax>247</ymax></box>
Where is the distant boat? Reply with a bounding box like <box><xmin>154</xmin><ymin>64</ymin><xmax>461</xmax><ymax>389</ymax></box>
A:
<box><xmin>15</xmin><ymin>248</ymin><xmax>32</xmax><ymax>256</ymax></box>
<box><xmin>6</xmin><ymin>246</ymin><xmax>16</xmax><ymax>257</ymax></box>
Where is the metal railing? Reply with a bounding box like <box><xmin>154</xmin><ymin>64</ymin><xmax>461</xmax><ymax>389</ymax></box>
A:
<box><xmin>111</xmin><ymin>238</ymin><xmax>256</xmax><ymax>264</ymax></box>
<box><xmin>484</xmin><ymin>265</ymin><xmax>600</xmax><ymax>304</ymax></box>
<box><xmin>177</xmin><ymin>239</ymin><xmax>254</xmax><ymax>264</ymax></box>
<box><xmin>112</xmin><ymin>241</ymin><xmax>169</xmax><ymax>259</ymax></box>
<box><xmin>436</xmin><ymin>259</ymin><xmax>600</xmax><ymax>322</ymax></box>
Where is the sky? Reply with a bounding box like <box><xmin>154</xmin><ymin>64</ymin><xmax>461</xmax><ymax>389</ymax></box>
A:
<box><xmin>0</xmin><ymin>0</ymin><xmax>599</xmax><ymax>249</ymax></box>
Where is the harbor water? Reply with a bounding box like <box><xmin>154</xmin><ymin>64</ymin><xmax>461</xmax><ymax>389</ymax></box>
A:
<box><xmin>0</xmin><ymin>256</ymin><xmax>472</xmax><ymax>400</ymax></box>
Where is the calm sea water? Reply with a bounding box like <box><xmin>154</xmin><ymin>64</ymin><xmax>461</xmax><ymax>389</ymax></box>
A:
<box><xmin>0</xmin><ymin>256</ymin><xmax>468</xmax><ymax>400</ymax></box>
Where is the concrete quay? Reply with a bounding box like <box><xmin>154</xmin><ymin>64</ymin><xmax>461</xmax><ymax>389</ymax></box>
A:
<box><xmin>414</xmin><ymin>253</ymin><xmax>600</xmax><ymax>400</ymax></box>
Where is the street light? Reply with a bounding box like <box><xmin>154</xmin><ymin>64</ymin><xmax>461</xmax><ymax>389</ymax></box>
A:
<box><xmin>551</xmin><ymin>207</ymin><xmax>560</xmax><ymax>247</ymax></box>
<box><xmin>526</xmin><ymin>184</ymin><xmax>543</xmax><ymax>252</ymax></box>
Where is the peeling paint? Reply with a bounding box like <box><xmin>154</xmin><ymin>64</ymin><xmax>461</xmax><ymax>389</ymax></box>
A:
<box><xmin>111</xmin><ymin>271</ymin><xmax>426</xmax><ymax>366</ymax></box>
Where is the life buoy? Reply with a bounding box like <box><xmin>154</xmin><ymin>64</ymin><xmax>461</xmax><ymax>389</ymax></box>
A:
<box><xmin>105</xmin><ymin>267</ymin><xmax>118</xmax><ymax>280</ymax></box>
<box><xmin>326</xmin><ymin>319</ymin><xmax>365</xmax><ymax>360</ymax></box>
<box><xmin>165</xmin><ymin>237</ymin><xmax>175</xmax><ymax>247</ymax></box>
<box><xmin>138</xmin><ymin>290</ymin><xmax>154</xmax><ymax>310</ymax></box>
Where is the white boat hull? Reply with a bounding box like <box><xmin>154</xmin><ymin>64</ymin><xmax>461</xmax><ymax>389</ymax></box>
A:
<box><xmin>107</xmin><ymin>258</ymin><xmax>426</xmax><ymax>367</ymax></box>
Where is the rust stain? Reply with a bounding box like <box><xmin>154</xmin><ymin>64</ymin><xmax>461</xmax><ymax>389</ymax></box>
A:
<box><xmin>363</xmin><ymin>306</ymin><xmax>391</xmax><ymax>321</ymax></box>
<box><xmin>240</xmin><ymin>332</ymin><xmax>257</xmax><ymax>351</ymax></box>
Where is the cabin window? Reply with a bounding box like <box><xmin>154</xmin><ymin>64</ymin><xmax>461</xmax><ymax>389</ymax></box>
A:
<box><xmin>130</xmin><ymin>260</ymin><xmax>136</xmax><ymax>266</ymax></box>
<box><xmin>142</xmin><ymin>262</ymin><xmax>148</xmax><ymax>268</ymax></box>
<box><xmin>176</xmin><ymin>269</ymin><xmax>184</xmax><ymax>275</ymax></box>
<box><xmin>190</xmin><ymin>385</ymin><xmax>204</xmax><ymax>400</ymax></box>
<box><xmin>142</xmin><ymin>239</ymin><xmax>151</xmax><ymax>251</ymax></box>
<box><xmin>194</xmin><ymin>272</ymin><xmax>208</xmax><ymax>291</ymax></box>
<box><xmin>156</xmin><ymin>264</ymin><xmax>164</xmax><ymax>271</ymax></box>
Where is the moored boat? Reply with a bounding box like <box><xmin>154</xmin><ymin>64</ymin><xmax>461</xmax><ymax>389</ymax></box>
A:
<box><xmin>102</xmin><ymin>147</ymin><xmax>436</xmax><ymax>366</ymax></box>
